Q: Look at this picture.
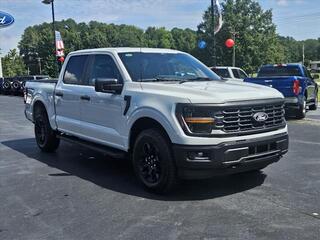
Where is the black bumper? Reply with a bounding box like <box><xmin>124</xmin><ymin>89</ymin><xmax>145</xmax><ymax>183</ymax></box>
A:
<box><xmin>284</xmin><ymin>97</ymin><xmax>300</xmax><ymax>110</ymax></box>
<box><xmin>172</xmin><ymin>133</ymin><xmax>288</xmax><ymax>179</ymax></box>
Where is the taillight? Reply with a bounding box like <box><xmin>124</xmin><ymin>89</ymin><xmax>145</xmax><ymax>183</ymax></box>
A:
<box><xmin>293</xmin><ymin>79</ymin><xmax>300</xmax><ymax>95</ymax></box>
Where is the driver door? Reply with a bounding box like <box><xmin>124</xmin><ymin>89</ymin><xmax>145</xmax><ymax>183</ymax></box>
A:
<box><xmin>80</xmin><ymin>54</ymin><xmax>126</xmax><ymax>150</ymax></box>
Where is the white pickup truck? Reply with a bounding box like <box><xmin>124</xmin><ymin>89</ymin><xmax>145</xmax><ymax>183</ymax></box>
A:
<box><xmin>25</xmin><ymin>48</ymin><xmax>288</xmax><ymax>193</ymax></box>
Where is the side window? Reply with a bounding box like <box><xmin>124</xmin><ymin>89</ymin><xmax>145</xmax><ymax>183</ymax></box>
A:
<box><xmin>87</xmin><ymin>54</ymin><xmax>123</xmax><ymax>86</ymax></box>
<box><xmin>232</xmin><ymin>69</ymin><xmax>240</xmax><ymax>78</ymax></box>
<box><xmin>303</xmin><ymin>67</ymin><xmax>312</xmax><ymax>79</ymax></box>
<box><xmin>63</xmin><ymin>55</ymin><xmax>88</xmax><ymax>85</ymax></box>
<box><xmin>238</xmin><ymin>70</ymin><xmax>248</xmax><ymax>79</ymax></box>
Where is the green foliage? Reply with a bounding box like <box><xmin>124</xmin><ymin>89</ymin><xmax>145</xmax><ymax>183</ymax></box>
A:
<box><xmin>197</xmin><ymin>0</ymin><xmax>286</xmax><ymax>73</ymax></box>
<box><xmin>2</xmin><ymin>49</ymin><xmax>27</xmax><ymax>77</ymax></box>
<box><xmin>15</xmin><ymin>0</ymin><xmax>320</xmax><ymax>77</ymax></box>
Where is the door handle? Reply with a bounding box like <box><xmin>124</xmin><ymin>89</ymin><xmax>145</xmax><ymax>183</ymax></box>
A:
<box><xmin>55</xmin><ymin>92</ymin><xmax>63</xmax><ymax>97</ymax></box>
<box><xmin>80</xmin><ymin>95</ymin><xmax>90</xmax><ymax>101</ymax></box>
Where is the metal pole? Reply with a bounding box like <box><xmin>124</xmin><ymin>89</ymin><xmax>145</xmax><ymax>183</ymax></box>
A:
<box><xmin>230</xmin><ymin>30</ymin><xmax>238</xmax><ymax>67</ymax></box>
<box><xmin>51</xmin><ymin>0</ymin><xmax>58</xmax><ymax>76</ymax></box>
<box><xmin>302</xmin><ymin>44</ymin><xmax>305</xmax><ymax>65</ymax></box>
<box><xmin>37</xmin><ymin>57</ymin><xmax>42</xmax><ymax>74</ymax></box>
<box><xmin>232</xmin><ymin>33</ymin><xmax>236</xmax><ymax>67</ymax></box>
<box><xmin>211</xmin><ymin>0</ymin><xmax>216</xmax><ymax>67</ymax></box>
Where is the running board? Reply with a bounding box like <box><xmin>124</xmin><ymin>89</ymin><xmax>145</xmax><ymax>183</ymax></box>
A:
<box><xmin>58</xmin><ymin>134</ymin><xmax>127</xmax><ymax>159</ymax></box>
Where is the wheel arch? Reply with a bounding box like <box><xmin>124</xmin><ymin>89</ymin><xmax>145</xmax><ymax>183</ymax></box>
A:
<box><xmin>129</xmin><ymin>117</ymin><xmax>172</xmax><ymax>151</ymax></box>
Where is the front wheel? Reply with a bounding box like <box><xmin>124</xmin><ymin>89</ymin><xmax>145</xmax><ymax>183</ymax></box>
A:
<box><xmin>295</xmin><ymin>96</ymin><xmax>307</xmax><ymax>119</ymax></box>
<box><xmin>34</xmin><ymin>107</ymin><xmax>60</xmax><ymax>152</ymax></box>
<box><xmin>132</xmin><ymin>128</ymin><xmax>178</xmax><ymax>193</ymax></box>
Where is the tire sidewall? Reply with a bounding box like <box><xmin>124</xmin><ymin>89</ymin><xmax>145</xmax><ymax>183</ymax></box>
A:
<box><xmin>132</xmin><ymin>129</ymin><xmax>176</xmax><ymax>192</ymax></box>
<box><xmin>34</xmin><ymin>111</ymin><xmax>50</xmax><ymax>149</ymax></box>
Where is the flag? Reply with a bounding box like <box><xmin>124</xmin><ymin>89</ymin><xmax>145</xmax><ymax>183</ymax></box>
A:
<box><xmin>55</xmin><ymin>30</ymin><xmax>65</xmax><ymax>57</ymax></box>
<box><xmin>214</xmin><ymin>0</ymin><xmax>223</xmax><ymax>35</ymax></box>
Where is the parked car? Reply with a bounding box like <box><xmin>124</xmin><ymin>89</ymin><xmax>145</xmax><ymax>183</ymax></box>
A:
<box><xmin>244</xmin><ymin>64</ymin><xmax>318</xmax><ymax>119</ymax></box>
<box><xmin>211</xmin><ymin>66</ymin><xmax>248</xmax><ymax>80</ymax></box>
<box><xmin>25</xmin><ymin>48</ymin><xmax>288</xmax><ymax>193</ymax></box>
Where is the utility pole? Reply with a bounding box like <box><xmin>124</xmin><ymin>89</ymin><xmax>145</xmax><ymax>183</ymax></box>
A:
<box><xmin>211</xmin><ymin>0</ymin><xmax>216</xmax><ymax>67</ymax></box>
<box><xmin>302</xmin><ymin>44</ymin><xmax>305</xmax><ymax>65</ymax></box>
<box><xmin>36</xmin><ymin>57</ymin><xmax>42</xmax><ymax>74</ymax></box>
<box><xmin>230</xmin><ymin>29</ymin><xmax>239</xmax><ymax>67</ymax></box>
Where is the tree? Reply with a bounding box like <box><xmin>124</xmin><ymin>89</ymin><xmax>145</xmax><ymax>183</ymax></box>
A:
<box><xmin>171</xmin><ymin>28</ymin><xmax>197</xmax><ymax>53</ymax></box>
<box><xmin>197</xmin><ymin>0</ymin><xmax>285</xmax><ymax>73</ymax></box>
<box><xmin>2</xmin><ymin>49</ymin><xmax>27</xmax><ymax>77</ymax></box>
<box><xmin>145</xmin><ymin>27</ymin><xmax>174</xmax><ymax>48</ymax></box>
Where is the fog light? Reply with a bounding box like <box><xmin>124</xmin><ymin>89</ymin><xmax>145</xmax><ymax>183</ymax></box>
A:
<box><xmin>187</xmin><ymin>151</ymin><xmax>210</xmax><ymax>161</ymax></box>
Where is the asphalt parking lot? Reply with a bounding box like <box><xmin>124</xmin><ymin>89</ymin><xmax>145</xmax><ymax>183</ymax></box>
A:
<box><xmin>0</xmin><ymin>95</ymin><xmax>319</xmax><ymax>240</ymax></box>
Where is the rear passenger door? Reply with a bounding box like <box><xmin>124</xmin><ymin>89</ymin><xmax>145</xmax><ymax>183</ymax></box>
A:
<box><xmin>55</xmin><ymin>54</ymin><xmax>89</xmax><ymax>136</ymax></box>
<box><xmin>80</xmin><ymin>54</ymin><xmax>126</xmax><ymax>150</ymax></box>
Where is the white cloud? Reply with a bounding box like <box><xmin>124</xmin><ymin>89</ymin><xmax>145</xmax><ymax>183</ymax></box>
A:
<box><xmin>275</xmin><ymin>0</ymin><xmax>305</xmax><ymax>6</ymax></box>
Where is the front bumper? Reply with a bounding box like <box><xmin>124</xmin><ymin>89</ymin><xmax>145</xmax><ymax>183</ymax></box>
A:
<box><xmin>172</xmin><ymin>133</ymin><xmax>288</xmax><ymax>179</ymax></box>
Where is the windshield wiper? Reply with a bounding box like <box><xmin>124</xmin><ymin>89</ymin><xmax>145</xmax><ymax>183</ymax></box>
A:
<box><xmin>179</xmin><ymin>77</ymin><xmax>213</xmax><ymax>84</ymax></box>
<box><xmin>139</xmin><ymin>76</ymin><xmax>183</xmax><ymax>82</ymax></box>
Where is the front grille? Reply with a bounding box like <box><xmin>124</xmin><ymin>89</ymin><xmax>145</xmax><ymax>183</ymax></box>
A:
<box><xmin>214</xmin><ymin>102</ymin><xmax>285</xmax><ymax>133</ymax></box>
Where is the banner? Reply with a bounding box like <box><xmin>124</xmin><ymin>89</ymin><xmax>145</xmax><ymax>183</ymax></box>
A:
<box><xmin>55</xmin><ymin>30</ymin><xmax>65</xmax><ymax>57</ymax></box>
<box><xmin>214</xmin><ymin>0</ymin><xmax>223</xmax><ymax>35</ymax></box>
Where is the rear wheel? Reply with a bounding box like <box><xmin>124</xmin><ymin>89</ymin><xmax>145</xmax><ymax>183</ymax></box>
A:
<box><xmin>295</xmin><ymin>96</ymin><xmax>306</xmax><ymax>119</ymax></box>
<box><xmin>309</xmin><ymin>93</ymin><xmax>318</xmax><ymax>110</ymax></box>
<box><xmin>132</xmin><ymin>128</ymin><xmax>178</xmax><ymax>193</ymax></box>
<box><xmin>34</xmin><ymin>106</ymin><xmax>60</xmax><ymax>152</ymax></box>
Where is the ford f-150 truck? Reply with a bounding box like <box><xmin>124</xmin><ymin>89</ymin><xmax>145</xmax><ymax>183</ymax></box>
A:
<box><xmin>244</xmin><ymin>64</ymin><xmax>318</xmax><ymax>119</ymax></box>
<box><xmin>25</xmin><ymin>48</ymin><xmax>288</xmax><ymax>193</ymax></box>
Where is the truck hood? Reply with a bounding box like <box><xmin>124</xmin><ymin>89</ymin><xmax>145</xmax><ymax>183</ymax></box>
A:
<box><xmin>140</xmin><ymin>79</ymin><xmax>284</xmax><ymax>104</ymax></box>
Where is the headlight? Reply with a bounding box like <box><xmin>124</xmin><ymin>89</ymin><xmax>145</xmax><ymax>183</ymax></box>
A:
<box><xmin>176</xmin><ymin>104</ymin><xmax>217</xmax><ymax>135</ymax></box>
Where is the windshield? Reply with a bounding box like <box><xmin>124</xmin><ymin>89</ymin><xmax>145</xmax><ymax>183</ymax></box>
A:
<box><xmin>118</xmin><ymin>52</ymin><xmax>221</xmax><ymax>82</ymax></box>
<box><xmin>258</xmin><ymin>66</ymin><xmax>302</xmax><ymax>77</ymax></box>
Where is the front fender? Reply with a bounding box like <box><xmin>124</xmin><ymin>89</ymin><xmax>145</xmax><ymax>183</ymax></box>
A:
<box><xmin>127</xmin><ymin>106</ymin><xmax>183</xmax><ymax>147</ymax></box>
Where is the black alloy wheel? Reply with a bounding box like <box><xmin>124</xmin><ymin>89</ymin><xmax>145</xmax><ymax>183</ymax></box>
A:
<box><xmin>132</xmin><ymin>128</ymin><xmax>178</xmax><ymax>193</ymax></box>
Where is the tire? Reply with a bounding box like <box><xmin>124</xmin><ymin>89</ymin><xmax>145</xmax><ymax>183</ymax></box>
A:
<box><xmin>132</xmin><ymin>128</ymin><xmax>178</xmax><ymax>193</ymax></box>
<box><xmin>295</xmin><ymin>96</ymin><xmax>307</xmax><ymax>119</ymax></box>
<box><xmin>3</xmin><ymin>80</ymin><xmax>11</xmax><ymax>95</ymax></box>
<box><xmin>34</xmin><ymin>106</ymin><xmax>60</xmax><ymax>152</ymax></box>
<box><xmin>309</xmin><ymin>92</ymin><xmax>318</xmax><ymax>110</ymax></box>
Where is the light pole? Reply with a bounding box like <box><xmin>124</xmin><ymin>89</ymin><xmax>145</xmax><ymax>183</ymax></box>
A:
<box><xmin>230</xmin><ymin>29</ymin><xmax>239</xmax><ymax>67</ymax></box>
<box><xmin>42</xmin><ymin>0</ymin><xmax>58</xmax><ymax>76</ymax></box>
<box><xmin>211</xmin><ymin>0</ymin><xmax>216</xmax><ymax>67</ymax></box>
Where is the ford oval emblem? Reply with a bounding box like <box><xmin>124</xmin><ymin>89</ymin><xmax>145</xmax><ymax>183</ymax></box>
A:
<box><xmin>253</xmin><ymin>112</ymin><xmax>268</xmax><ymax>122</ymax></box>
<box><xmin>0</xmin><ymin>11</ymin><xmax>15</xmax><ymax>28</ymax></box>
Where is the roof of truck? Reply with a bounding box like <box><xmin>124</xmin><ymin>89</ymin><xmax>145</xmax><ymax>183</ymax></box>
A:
<box><xmin>262</xmin><ymin>63</ymin><xmax>303</xmax><ymax>67</ymax></box>
<box><xmin>71</xmin><ymin>47</ymin><xmax>183</xmax><ymax>55</ymax></box>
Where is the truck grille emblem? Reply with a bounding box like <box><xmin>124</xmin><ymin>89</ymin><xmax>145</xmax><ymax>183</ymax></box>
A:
<box><xmin>253</xmin><ymin>112</ymin><xmax>268</xmax><ymax>122</ymax></box>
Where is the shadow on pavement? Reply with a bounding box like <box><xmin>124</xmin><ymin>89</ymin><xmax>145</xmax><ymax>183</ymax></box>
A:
<box><xmin>2</xmin><ymin>138</ymin><xmax>267</xmax><ymax>201</ymax></box>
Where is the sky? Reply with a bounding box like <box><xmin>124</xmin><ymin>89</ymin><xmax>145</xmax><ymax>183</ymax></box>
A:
<box><xmin>0</xmin><ymin>0</ymin><xmax>319</xmax><ymax>56</ymax></box>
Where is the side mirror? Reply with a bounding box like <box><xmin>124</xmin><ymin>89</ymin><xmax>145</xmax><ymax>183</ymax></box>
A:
<box><xmin>95</xmin><ymin>78</ymin><xmax>123</xmax><ymax>94</ymax></box>
<box><xmin>313</xmin><ymin>74</ymin><xmax>319</xmax><ymax>80</ymax></box>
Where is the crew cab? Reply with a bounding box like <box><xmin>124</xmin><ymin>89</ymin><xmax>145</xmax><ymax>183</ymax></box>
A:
<box><xmin>211</xmin><ymin>66</ymin><xmax>248</xmax><ymax>81</ymax></box>
<box><xmin>25</xmin><ymin>48</ymin><xmax>288</xmax><ymax>193</ymax></box>
<box><xmin>244</xmin><ymin>64</ymin><xmax>318</xmax><ymax>119</ymax></box>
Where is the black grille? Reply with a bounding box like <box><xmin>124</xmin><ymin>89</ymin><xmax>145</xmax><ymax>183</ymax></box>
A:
<box><xmin>214</xmin><ymin>103</ymin><xmax>285</xmax><ymax>133</ymax></box>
